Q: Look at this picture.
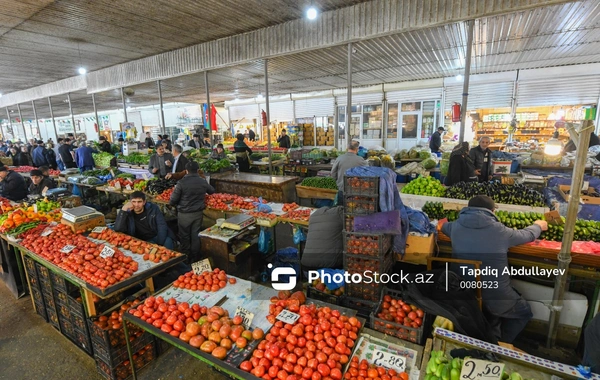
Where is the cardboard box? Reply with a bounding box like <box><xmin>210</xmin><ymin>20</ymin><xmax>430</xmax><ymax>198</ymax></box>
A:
<box><xmin>558</xmin><ymin>185</ymin><xmax>600</xmax><ymax>205</ymax></box>
<box><xmin>399</xmin><ymin>234</ymin><xmax>435</xmax><ymax>265</ymax></box>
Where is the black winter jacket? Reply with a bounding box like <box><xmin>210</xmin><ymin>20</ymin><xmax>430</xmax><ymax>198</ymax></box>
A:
<box><xmin>2</xmin><ymin>171</ymin><xmax>27</xmax><ymax>201</ymax></box>
<box><xmin>114</xmin><ymin>202</ymin><xmax>175</xmax><ymax>245</ymax></box>
<box><xmin>469</xmin><ymin>146</ymin><xmax>493</xmax><ymax>181</ymax></box>
<box><xmin>169</xmin><ymin>173</ymin><xmax>214</xmax><ymax>213</ymax></box>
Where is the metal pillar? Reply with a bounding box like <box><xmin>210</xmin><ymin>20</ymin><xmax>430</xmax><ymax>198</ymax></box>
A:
<box><xmin>205</xmin><ymin>71</ymin><xmax>213</xmax><ymax>147</ymax></box>
<box><xmin>264</xmin><ymin>59</ymin><xmax>272</xmax><ymax>175</ymax></box>
<box><xmin>458</xmin><ymin>19</ymin><xmax>475</xmax><ymax>144</ymax></box>
<box><xmin>4</xmin><ymin>108</ymin><xmax>11</xmax><ymax>140</ymax></box>
<box><xmin>67</xmin><ymin>93</ymin><xmax>77</xmax><ymax>139</ymax></box>
<box><xmin>346</xmin><ymin>42</ymin><xmax>353</xmax><ymax>145</ymax></box>
<box><xmin>595</xmin><ymin>94</ymin><xmax>600</xmax><ymax>134</ymax></box>
<box><xmin>17</xmin><ymin>104</ymin><xmax>27</xmax><ymax>141</ymax></box>
<box><xmin>333</xmin><ymin>100</ymin><xmax>339</xmax><ymax>149</ymax></box>
<box><xmin>92</xmin><ymin>93</ymin><xmax>100</xmax><ymax>139</ymax></box>
<box><xmin>546</xmin><ymin>120</ymin><xmax>593</xmax><ymax>347</ymax></box>
<box><xmin>510</xmin><ymin>70</ymin><xmax>520</xmax><ymax>118</ymax></box>
<box><xmin>121</xmin><ymin>88</ymin><xmax>128</xmax><ymax>123</ymax></box>
<box><xmin>32</xmin><ymin>100</ymin><xmax>40</xmax><ymax>139</ymax></box>
<box><xmin>157</xmin><ymin>80</ymin><xmax>166</xmax><ymax>135</ymax></box>
<box><xmin>48</xmin><ymin>97</ymin><xmax>59</xmax><ymax>140</ymax></box>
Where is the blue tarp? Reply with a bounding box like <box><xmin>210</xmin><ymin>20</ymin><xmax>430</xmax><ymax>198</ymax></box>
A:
<box><xmin>546</xmin><ymin>175</ymin><xmax>600</xmax><ymax>221</ymax></box>
<box><xmin>345</xmin><ymin>166</ymin><xmax>410</xmax><ymax>254</ymax></box>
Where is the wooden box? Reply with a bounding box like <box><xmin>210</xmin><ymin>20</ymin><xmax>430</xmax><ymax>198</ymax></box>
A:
<box><xmin>61</xmin><ymin>214</ymin><xmax>106</xmax><ymax>233</ymax></box>
<box><xmin>558</xmin><ymin>185</ymin><xmax>600</xmax><ymax>205</ymax></box>
<box><xmin>296</xmin><ymin>185</ymin><xmax>337</xmax><ymax>200</ymax></box>
<box><xmin>398</xmin><ymin>234</ymin><xmax>435</xmax><ymax>265</ymax></box>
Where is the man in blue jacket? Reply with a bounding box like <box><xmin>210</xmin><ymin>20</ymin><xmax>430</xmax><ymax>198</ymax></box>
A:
<box><xmin>32</xmin><ymin>140</ymin><xmax>50</xmax><ymax>167</ymax></box>
<box><xmin>74</xmin><ymin>141</ymin><xmax>96</xmax><ymax>172</ymax></box>
<box><xmin>441</xmin><ymin>195</ymin><xmax>548</xmax><ymax>343</ymax></box>
<box><xmin>115</xmin><ymin>191</ymin><xmax>175</xmax><ymax>249</ymax></box>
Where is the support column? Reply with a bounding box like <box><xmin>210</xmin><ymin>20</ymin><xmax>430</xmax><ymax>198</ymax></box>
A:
<box><xmin>32</xmin><ymin>101</ymin><xmax>40</xmax><ymax>139</ymax></box>
<box><xmin>458</xmin><ymin>19</ymin><xmax>475</xmax><ymax>144</ymax></box>
<box><xmin>346</xmin><ymin>43</ymin><xmax>353</xmax><ymax>144</ymax></box>
<box><xmin>157</xmin><ymin>80</ymin><xmax>166</xmax><ymax>135</ymax></box>
<box><xmin>121</xmin><ymin>88</ymin><xmax>128</xmax><ymax>123</ymax></box>
<box><xmin>205</xmin><ymin>71</ymin><xmax>213</xmax><ymax>146</ymax></box>
<box><xmin>17</xmin><ymin>104</ymin><xmax>27</xmax><ymax>141</ymax></box>
<box><xmin>92</xmin><ymin>94</ymin><xmax>100</xmax><ymax>139</ymax></box>
<box><xmin>48</xmin><ymin>97</ymin><xmax>59</xmax><ymax>140</ymax></box>
<box><xmin>67</xmin><ymin>93</ymin><xmax>77</xmax><ymax>139</ymax></box>
<box><xmin>264</xmin><ymin>59</ymin><xmax>272</xmax><ymax>175</ymax></box>
<box><xmin>5</xmin><ymin>108</ymin><xmax>11</xmax><ymax>140</ymax></box>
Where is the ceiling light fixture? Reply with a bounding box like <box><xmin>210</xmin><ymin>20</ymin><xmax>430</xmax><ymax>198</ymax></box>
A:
<box><xmin>77</xmin><ymin>42</ymin><xmax>86</xmax><ymax>75</ymax></box>
<box><xmin>306</xmin><ymin>6</ymin><xmax>318</xmax><ymax>20</ymax></box>
<box><xmin>78</xmin><ymin>67</ymin><xmax>87</xmax><ymax>75</ymax></box>
<box><xmin>0</xmin><ymin>93</ymin><xmax>3</xmax><ymax>98</ymax></box>
<box><xmin>257</xmin><ymin>93</ymin><xmax>264</xmax><ymax>100</ymax></box>
<box><xmin>455</xmin><ymin>74</ymin><xmax>463</xmax><ymax>81</ymax></box>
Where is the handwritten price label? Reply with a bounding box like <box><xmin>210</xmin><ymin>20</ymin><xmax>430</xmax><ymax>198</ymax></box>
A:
<box><xmin>40</xmin><ymin>228</ymin><xmax>53</xmax><ymax>237</ymax></box>
<box><xmin>142</xmin><ymin>173</ymin><xmax>149</xmax><ymax>180</ymax></box>
<box><xmin>60</xmin><ymin>245</ymin><xmax>76</xmax><ymax>253</ymax></box>
<box><xmin>192</xmin><ymin>258</ymin><xmax>212</xmax><ymax>275</ymax></box>
<box><xmin>92</xmin><ymin>226</ymin><xmax>107</xmax><ymax>233</ymax></box>
<box><xmin>372</xmin><ymin>349</ymin><xmax>406</xmax><ymax>373</ymax></box>
<box><xmin>276</xmin><ymin>310</ymin><xmax>300</xmax><ymax>325</ymax></box>
<box><xmin>235</xmin><ymin>306</ymin><xmax>255</xmax><ymax>329</ymax></box>
<box><xmin>125</xmin><ymin>184</ymin><xmax>132</xmax><ymax>191</ymax></box>
<box><xmin>99</xmin><ymin>245</ymin><xmax>115</xmax><ymax>259</ymax></box>
<box><xmin>460</xmin><ymin>358</ymin><xmax>504</xmax><ymax>380</ymax></box>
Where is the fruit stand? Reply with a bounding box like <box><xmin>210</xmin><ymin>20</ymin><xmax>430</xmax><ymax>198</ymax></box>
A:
<box><xmin>209</xmin><ymin>173</ymin><xmax>300</xmax><ymax>203</ymax></box>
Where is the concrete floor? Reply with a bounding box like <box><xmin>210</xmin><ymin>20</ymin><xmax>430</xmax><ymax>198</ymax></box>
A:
<box><xmin>0</xmin><ymin>283</ymin><xmax>227</xmax><ymax>380</ymax></box>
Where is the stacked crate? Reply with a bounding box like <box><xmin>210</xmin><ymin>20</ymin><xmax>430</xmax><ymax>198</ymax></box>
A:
<box><xmin>341</xmin><ymin>175</ymin><xmax>394</xmax><ymax>321</ymax></box>
<box><xmin>302</xmin><ymin>124</ymin><xmax>314</xmax><ymax>145</ymax></box>
<box><xmin>23</xmin><ymin>256</ymin><xmax>47</xmax><ymax>322</ymax></box>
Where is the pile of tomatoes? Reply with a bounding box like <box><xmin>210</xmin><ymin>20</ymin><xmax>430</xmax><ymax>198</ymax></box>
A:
<box><xmin>128</xmin><ymin>296</ymin><xmax>206</xmax><ymax>336</ymax></box>
<box><xmin>248</xmin><ymin>211</ymin><xmax>277</xmax><ymax>221</ymax></box>
<box><xmin>11</xmin><ymin>165</ymin><xmax>36</xmax><ymax>173</ymax></box>
<box><xmin>155</xmin><ymin>188</ymin><xmax>174</xmax><ymax>202</ymax></box>
<box><xmin>89</xmin><ymin>228</ymin><xmax>181</xmax><ymax>263</ymax></box>
<box><xmin>282</xmin><ymin>209</ymin><xmax>311</xmax><ymax>222</ymax></box>
<box><xmin>266</xmin><ymin>290</ymin><xmax>306</xmax><ymax>324</ymax></box>
<box><xmin>172</xmin><ymin>268</ymin><xmax>237</xmax><ymax>292</ymax></box>
<box><xmin>108</xmin><ymin>178</ymin><xmax>135</xmax><ymax>188</ymax></box>
<box><xmin>205</xmin><ymin>193</ymin><xmax>237</xmax><ymax>211</ymax></box>
<box><xmin>22</xmin><ymin>224</ymin><xmax>139</xmax><ymax>289</ymax></box>
<box><xmin>282</xmin><ymin>202</ymin><xmax>299</xmax><ymax>212</ymax></box>
<box><xmin>48</xmin><ymin>169</ymin><xmax>61</xmax><ymax>176</ymax></box>
<box><xmin>345</xmin><ymin>357</ymin><xmax>409</xmax><ymax>380</ymax></box>
<box><xmin>345</xmin><ymin>234</ymin><xmax>386</xmax><ymax>256</ymax></box>
<box><xmin>231</xmin><ymin>197</ymin><xmax>256</xmax><ymax>210</ymax></box>
<box><xmin>240</xmin><ymin>304</ymin><xmax>361</xmax><ymax>380</ymax></box>
<box><xmin>373</xmin><ymin>294</ymin><xmax>425</xmax><ymax>342</ymax></box>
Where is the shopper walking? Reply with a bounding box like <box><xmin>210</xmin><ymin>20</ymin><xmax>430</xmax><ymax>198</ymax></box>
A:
<box><xmin>429</xmin><ymin>127</ymin><xmax>445</xmax><ymax>153</ymax></box>
<box><xmin>148</xmin><ymin>144</ymin><xmax>174</xmax><ymax>178</ymax></box>
<box><xmin>59</xmin><ymin>138</ymin><xmax>76</xmax><ymax>169</ymax></box>
<box><xmin>444</xmin><ymin>142</ymin><xmax>477</xmax><ymax>186</ymax></box>
<box><xmin>32</xmin><ymin>140</ymin><xmax>50</xmax><ymax>167</ymax></box>
<box><xmin>330</xmin><ymin>140</ymin><xmax>367</xmax><ymax>203</ymax></box>
<box><xmin>74</xmin><ymin>141</ymin><xmax>96</xmax><ymax>172</ymax></box>
<box><xmin>233</xmin><ymin>133</ymin><xmax>252</xmax><ymax>172</ymax></box>
<box><xmin>169</xmin><ymin>161</ymin><xmax>215</xmax><ymax>264</ymax></box>
<box><xmin>441</xmin><ymin>195</ymin><xmax>548</xmax><ymax>343</ymax></box>
<box><xmin>277</xmin><ymin>129</ymin><xmax>291</xmax><ymax>149</ymax></box>
<box><xmin>469</xmin><ymin>136</ymin><xmax>493</xmax><ymax>183</ymax></box>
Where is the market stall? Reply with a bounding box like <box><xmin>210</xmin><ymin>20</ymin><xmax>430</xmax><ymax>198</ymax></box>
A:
<box><xmin>210</xmin><ymin>173</ymin><xmax>300</xmax><ymax>203</ymax></box>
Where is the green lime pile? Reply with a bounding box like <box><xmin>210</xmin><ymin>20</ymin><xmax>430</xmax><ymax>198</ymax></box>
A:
<box><xmin>401</xmin><ymin>176</ymin><xmax>446</xmax><ymax>197</ymax></box>
<box><xmin>36</xmin><ymin>199</ymin><xmax>60</xmax><ymax>212</ymax></box>
<box><xmin>300</xmin><ymin>177</ymin><xmax>338</xmax><ymax>190</ymax></box>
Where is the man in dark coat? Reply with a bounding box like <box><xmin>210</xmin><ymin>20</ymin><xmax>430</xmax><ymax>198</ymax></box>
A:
<box><xmin>28</xmin><ymin>169</ymin><xmax>56</xmax><ymax>196</ymax></box>
<box><xmin>429</xmin><ymin>127</ymin><xmax>444</xmax><ymax>153</ymax></box>
<box><xmin>32</xmin><ymin>140</ymin><xmax>50</xmax><ymax>167</ymax></box>
<box><xmin>115</xmin><ymin>191</ymin><xmax>175</xmax><ymax>248</ymax></box>
<box><xmin>277</xmin><ymin>129</ymin><xmax>291</xmax><ymax>149</ymax></box>
<box><xmin>144</xmin><ymin>132</ymin><xmax>155</xmax><ymax>149</ymax></box>
<box><xmin>169</xmin><ymin>144</ymin><xmax>189</xmax><ymax>174</ymax></box>
<box><xmin>58</xmin><ymin>138</ymin><xmax>76</xmax><ymax>169</ymax></box>
<box><xmin>469</xmin><ymin>136</ymin><xmax>493</xmax><ymax>182</ymax></box>
<box><xmin>441</xmin><ymin>195</ymin><xmax>548</xmax><ymax>343</ymax></box>
<box><xmin>0</xmin><ymin>166</ymin><xmax>27</xmax><ymax>201</ymax></box>
<box><xmin>99</xmin><ymin>136</ymin><xmax>112</xmax><ymax>153</ymax></box>
<box><xmin>188</xmin><ymin>134</ymin><xmax>202</xmax><ymax>149</ymax></box>
<box><xmin>444</xmin><ymin>142</ymin><xmax>476</xmax><ymax>186</ymax></box>
<box><xmin>248</xmin><ymin>128</ymin><xmax>256</xmax><ymax>142</ymax></box>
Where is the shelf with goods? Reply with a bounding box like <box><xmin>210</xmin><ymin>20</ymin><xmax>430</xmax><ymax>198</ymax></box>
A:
<box><xmin>362</xmin><ymin>104</ymin><xmax>384</xmax><ymax>140</ymax></box>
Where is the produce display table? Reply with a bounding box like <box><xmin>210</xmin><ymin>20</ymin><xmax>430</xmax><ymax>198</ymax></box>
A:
<box><xmin>210</xmin><ymin>173</ymin><xmax>299</xmax><ymax>203</ymax></box>
<box><xmin>199</xmin><ymin>226</ymin><xmax>262</xmax><ymax>278</ymax></box>
<box><xmin>114</xmin><ymin>166</ymin><xmax>154</xmax><ymax>179</ymax></box>
<box><xmin>0</xmin><ymin>234</ymin><xmax>27</xmax><ymax>298</ymax></box>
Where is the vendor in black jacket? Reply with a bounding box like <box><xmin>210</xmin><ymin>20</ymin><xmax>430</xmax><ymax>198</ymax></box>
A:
<box><xmin>114</xmin><ymin>191</ymin><xmax>176</xmax><ymax>249</ymax></box>
<box><xmin>29</xmin><ymin>169</ymin><xmax>56</xmax><ymax>196</ymax></box>
<box><xmin>99</xmin><ymin>136</ymin><xmax>112</xmax><ymax>153</ymax></box>
<box><xmin>0</xmin><ymin>166</ymin><xmax>27</xmax><ymax>201</ymax></box>
<box><xmin>169</xmin><ymin>161</ymin><xmax>215</xmax><ymax>263</ymax></box>
<box><xmin>469</xmin><ymin>136</ymin><xmax>493</xmax><ymax>182</ymax></box>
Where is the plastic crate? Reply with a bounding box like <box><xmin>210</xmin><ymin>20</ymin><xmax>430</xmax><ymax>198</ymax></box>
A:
<box><xmin>370</xmin><ymin>287</ymin><xmax>431</xmax><ymax>345</ymax></box>
<box><xmin>39</xmin><ymin>276</ymin><xmax>52</xmax><ymax>293</ymax></box>
<box><xmin>57</xmin><ymin>301</ymin><xmax>71</xmax><ymax>322</ymax></box>
<box><xmin>307</xmin><ymin>286</ymin><xmax>344</xmax><ymax>305</ymax></box>
<box><xmin>344</xmin><ymin>214</ymin><xmax>355</xmax><ymax>232</ymax></box>
<box><xmin>60</xmin><ymin>317</ymin><xmax>75</xmax><ymax>339</ymax></box>
<box><xmin>95</xmin><ymin>293</ymin><xmax>127</xmax><ymax>315</ymax></box>
<box><xmin>54</xmin><ymin>289</ymin><xmax>68</xmax><ymax>305</ymax></box>
<box><xmin>47</xmin><ymin>306</ymin><xmax>60</xmax><ymax>330</ymax></box>
<box><xmin>72</xmin><ymin>311</ymin><xmax>88</xmax><ymax>332</ymax></box>
<box><xmin>28</xmin><ymin>273</ymin><xmax>41</xmax><ymax>290</ymax></box>
<box><xmin>344</xmin><ymin>195</ymin><xmax>379</xmax><ymax>215</ymax></box>
<box><xmin>343</xmin><ymin>251</ymin><xmax>394</xmax><ymax>302</ymax></box>
<box><xmin>43</xmin><ymin>289</ymin><xmax>56</xmax><ymax>311</ymax></box>
<box><xmin>344</xmin><ymin>176</ymin><xmax>379</xmax><ymax>196</ymax></box>
<box><xmin>95</xmin><ymin>340</ymin><xmax>156</xmax><ymax>380</ymax></box>
<box><xmin>31</xmin><ymin>285</ymin><xmax>44</xmax><ymax>305</ymax></box>
<box><xmin>74</xmin><ymin>327</ymin><xmax>94</xmax><ymax>355</ymax></box>
<box><xmin>343</xmin><ymin>231</ymin><xmax>392</xmax><ymax>256</ymax></box>
<box><xmin>24</xmin><ymin>255</ymin><xmax>37</xmax><ymax>278</ymax></box>
<box><xmin>35</xmin><ymin>262</ymin><xmax>50</xmax><ymax>281</ymax></box>
<box><xmin>289</xmin><ymin>149</ymin><xmax>311</xmax><ymax>161</ymax></box>
<box><xmin>155</xmin><ymin>338</ymin><xmax>172</xmax><ymax>357</ymax></box>
<box><xmin>34</xmin><ymin>299</ymin><xmax>48</xmax><ymax>322</ymax></box>
<box><xmin>50</xmin><ymin>271</ymin><xmax>67</xmax><ymax>292</ymax></box>
<box><xmin>93</xmin><ymin>331</ymin><xmax>151</xmax><ymax>368</ymax></box>
<box><xmin>342</xmin><ymin>297</ymin><xmax>377</xmax><ymax>327</ymax></box>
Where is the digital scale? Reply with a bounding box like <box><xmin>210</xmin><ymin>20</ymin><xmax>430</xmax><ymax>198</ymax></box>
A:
<box><xmin>122</xmin><ymin>142</ymin><xmax>139</xmax><ymax>156</ymax></box>
<box><xmin>220</xmin><ymin>214</ymin><xmax>256</xmax><ymax>231</ymax></box>
<box><xmin>62</xmin><ymin>205</ymin><xmax>103</xmax><ymax>223</ymax></box>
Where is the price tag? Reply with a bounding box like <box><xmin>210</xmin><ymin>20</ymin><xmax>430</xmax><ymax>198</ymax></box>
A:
<box><xmin>459</xmin><ymin>358</ymin><xmax>505</xmax><ymax>380</ymax></box>
<box><xmin>125</xmin><ymin>184</ymin><xmax>132</xmax><ymax>191</ymax></box>
<box><xmin>235</xmin><ymin>306</ymin><xmax>255</xmax><ymax>329</ymax></box>
<box><xmin>142</xmin><ymin>173</ymin><xmax>149</xmax><ymax>180</ymax></box>
<box><xmin>99</xmin><ymin>245</ymin><xmax>115</xmax><ymax>259</ymax></box>
<box><xmin>276</xmin><ymin>309</ymin><xmax>300</xmax><ymax>325</ymax></box>
<box><xmin>92</xmin><ymin>226</ymin><xmax>107</xmax><ymax>233</ymax></box>
<box><xmin>192</xmin><ymin>258</ymin><xmax>212</xmax><ymax>275</ymax></box>
<box><xmin>33</xmin><ymin>203</ymin><xmax>38</xmax><ymax>213</ymax></box>
<box><xmin>60</xmin><ymin>245</ymin><xmax>76</xmax><ymax>253</ymax></box>
<box><xmin>372</xmin><ymin>349</ymin><xmax>406</xmax><ymax>373</ymax></box>
<box><xmin>40</xmin><ymin>228</ymin><xmax>53</xmax><ymax>237</ymax></box>
<box><xmin>544</xmin><ymin>210</ymin><xmax>564</xmax><ymax>226</ymax></box>
<box><xmin>114</xmin><ymin>181</ymin><xmax>121</xmax><ymax>190</ymax></box>
<box><xmin>42</xmin><ymin>186</ymin><xmax>49</xmax><ymax>196</ymax></box>
<box><xmin>110</xmin><ymin>169</ymin><xmax>116</xmax><ymax>178</ymax></box>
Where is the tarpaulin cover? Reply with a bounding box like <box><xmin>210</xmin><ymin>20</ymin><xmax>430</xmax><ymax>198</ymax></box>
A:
<box><xmin>353</xmin><ymin>210</ymin><xmax>402</xmax><ymax>235</ymax></box>
<box><xmin>345</xmin><ymin>167</ymin><xmax>409</xmax><ymax>253</ymax></box>
<box><xmin>406</xmin><ymin>208</ymin><xmax>436</xmax><ymax>235</ymax></box>
<box><xmin>546</xmin><ymin>175</ymin><xmax>600</xmax><ymax>221</ymax></box>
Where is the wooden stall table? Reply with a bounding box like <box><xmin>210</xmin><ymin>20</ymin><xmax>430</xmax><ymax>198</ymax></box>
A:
<box><xmin>0</xmin><ymin>234</ymin><xmax>27</xmax><ymax>298</ymax></box>
<box><xmin>210</xmin><ymin>173</ymin><xmax>300</xmax><ymax>203</ymax></box>
<box><xmin>249</xmin><ymin>159</ymin><xmax>286</xmax><ymax>175</ymax></box>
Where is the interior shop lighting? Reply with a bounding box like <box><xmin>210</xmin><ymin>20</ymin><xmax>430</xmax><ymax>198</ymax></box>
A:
<box><xmin>544</xmin><ymin>138</ymin><xmax>562</xmax><ymax>156</ymax></box>
<box><xmin>257</xmin><ymin>93</ymin><xmax>264</xmax><ymax>100</ymax></box>
<box><xmin>306</xmin><ymin>7</ymin><xmax>318</xmax><ymax>20</ymax></box>
<box><xmin>0</xmin><ymin>93</ymin><xmax>3</xmax><ymax>97</ymax></box>
<box><xmin>557</xmin><ymin>108</ymin><xmax>565</xmax><ymax>118</ymax></box>
<box><xmin>78</xmin><ymin>67</ymin><xmax>87</xmax><ymax>75</ymax></box>
<box><xmin>455</xmin><ymin>74</ymin><xmax>463</xmax><ymax>81</ymax></box>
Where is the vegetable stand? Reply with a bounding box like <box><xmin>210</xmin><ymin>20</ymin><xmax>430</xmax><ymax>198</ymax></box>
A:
<box><xmin>210</xmin><ymin>173</ymin><xmax>300</xmax><ymax>203</ymax></box>
<box><xmin>0</xmin><ymin>234</ymin><xmax>27</xmax><ymax>298</ymax></box>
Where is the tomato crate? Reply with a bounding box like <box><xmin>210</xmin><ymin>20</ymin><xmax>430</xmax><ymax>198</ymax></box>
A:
<box><xmin>57</xmin><ymin>301</ymin><xmax>72</xmax><ymax>322</ymax></box>
<box><xmin>344</xmin><ymin>176</ymin><xmax>379</xmax><ymax>196</ymax></box>
<box><xmin>95</xmin><ymin>340</ymin><xmax>156</xmax><ymax>380</ymax></box>
<box><xmin>343</xmin><ymin>231</ymin><xmax>392</xmax><ymax>256</ymax></box>
<box><xmin>307</xmin><ymin>286</ymin><xmax>344</xmax><ymax>306</ymax></box>
<box><xmin>24</xmin><ymin>255</ymin><xmax>38</xmax><ymax>279</ymax></box>
<box><xmin>54</xmin><ymin>289</ymin><xmax>68</xmax><ymax>305</ymax></box>
<box><xmin>50</xmin><ymin>271</ymin><xmax>67</xmax><ymax>292</ymax></box>
<box><xmin>60</xmin><ymin>317</ymin><xmax>76</xmax><ymax>340</ymax></box>
<box><xmin>28</xmin><ymin>272</ymin><xmax>41</xmax><ymax>291</ymax></box>
<box><xmin>370</xmin><ymin>287</ymin><xmax>432</xmax><ymax>345</ymax></box>
<box><xmin>35</xmin><ymin>262</ymin><xmax>50</xmax><ymax>281</ymax></box>
<box><xmin>43</xmin><ymin>289</ymin><xmax>56</xmax><ymax>311</ymax></box>
<box><xmin>342</xmin><ymin>297</ymin><xmax>378</xmax><ymax>326</ymax></box>
<box><xmin>34</xmin><ymin>298</ymin><xmax>48</xmax><ymax>322</ymax></box>
<box><xmin>47</xmin><ymin>306</ymin><xmax>60</xmax><ymax>330</ymax></box>
<box><xmin>39</xmin><ymin>275</ymin><xmax>52</xmax><ymax>293</ymax></box>
<box><xmin>31</xmin><ymin>285</ymin><xmax>44</xmax><ymax>305</ymax></box>
<box><xmin>72</xmin><ymin>311</ymin><xmax>88</xmax><ymax>332</ymax></box>
<box><xmin>93</xmin><ymin>331</ymin><xmax>152</xmax><ymax>368</ymax></box>
<box><xmin>73</xmin><ymin>327</ymin><xmax>93</xmax><ymax>355</ymax></box>
<box><xmin>343</xmin><ymin>251</ymin><xmax>394</xmax><ymax>302</ymax></box>
<box><xmin>344</xmin><ymin>195</ymin><xmax>379</xmax><ymax>215</ymax></box>
<box><xmin>344</xmin><ymin>214</ymin><xmax>355</xmax><ymax>232</ymax></box>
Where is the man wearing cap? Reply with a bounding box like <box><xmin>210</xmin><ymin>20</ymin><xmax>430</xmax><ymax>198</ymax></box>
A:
<box><xmin>0</xmin><ymin>166</ymin><xmax>27</xmax><ymax>201</ymax></box>
<box><xmin>29</xmin><ymin>169</ymin><xmax>56</xmax><ymax>196</ymax></box>
<box><xmin>331</xmin><ymin>140</ymin><xmax>367</xmax><ymax>204</ymax></box>
<box><xmin>169</xmin><ymin>161</ymin><xmax>215</xmax><ymax>264</ymax></box>
<box><xmin>441</xmin><ymin>195</ymin><xmax>548</xmax><ymax>343</ymax></box>
<box><xmin>59</xmin><ymin>138</ymin><xmax>76</xmax><ymax>169</ymax></box>
<box><xmin>210</xmin><ymin>144</ymin><xmax>227</xmax><ymax>160</ymax></box>
<box><xmin>32</xmin><ymin>140</ymin><xmax>51</xmax><ymax>167</ymax></box>
<box><xmin>429</xmin><ymin>127</ymin><xmax>445</xmax><ymax>153</ymax></box>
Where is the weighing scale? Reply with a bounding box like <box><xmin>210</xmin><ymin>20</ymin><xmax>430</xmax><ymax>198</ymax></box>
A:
<box><xmin>61</xmin><ymin>205</ymin><xmax>104</xmax><ymax>223</ymax></box>
<box><xmin>220</xmin><ymin>214</ymin><xmax>256</xmax><ymax>231</ymax></box>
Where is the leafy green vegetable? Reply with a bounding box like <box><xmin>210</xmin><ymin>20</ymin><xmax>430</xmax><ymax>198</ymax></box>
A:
<box><xmin>199</xmin><ymin>158</ymin><xmax>232</xmax><ymax>173</ymax></box>
<box><xmin>124</xmin><ymin>152</ymin><xmax>150</xmax><ymax>165</ymax></box>
<box><xmin>300</xmin><ymin>177</ymin><xmax>338</xmax><ymax>190</ymax></box>
<box><xmin>93</xmin><ymin>152</ymin><xmax>114</xmax><ymax>167</ymax></box>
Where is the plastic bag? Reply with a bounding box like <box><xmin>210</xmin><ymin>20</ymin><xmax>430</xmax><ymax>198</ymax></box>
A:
<box><xmin>254</xmin><ymin>198</ymin><xmax>272</xmax><ymax>213</ymax></box>
<box><xmin>293</xmin><ymin>226</ymin><xmax>307</xmax><ymax>245</ymax></box>
<box><xmin>258</xmin><ymin>227</ymin><xmax>271</xmax><ymax>254</ymax></box>
<box><xmin>406</xmin><ymin>207</ymin><xmax>435</xmax><ymax>235</ymax></box>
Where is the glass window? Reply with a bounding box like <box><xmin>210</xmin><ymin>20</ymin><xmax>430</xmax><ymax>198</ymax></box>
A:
<box><xmin>401</xmin><ymin>114</ymin><xmax>418</xmax><ymax>139</ymax></box>
<box><xmin>387</xmin><ymin>103</ymin><xmax>398</xmax><ymax>138</ymax></box>
<box><xmin>422</xmin><ymin>101</ymin><xmax>435</xmax><ymax>139</ymax></box>
<box><xmin>362</xmin><ymin>104</ymin><xmax>383</xmax><ymax>139</ymax></box>
<box><xmin>337</xmin><ymin>106</ymin><xmax>346</xmax><ymax>140</ymax></box>
<box><xmin>401</xmin><ymin>102</ymin><xmax>421</xmax><ymax>112</ymax></box>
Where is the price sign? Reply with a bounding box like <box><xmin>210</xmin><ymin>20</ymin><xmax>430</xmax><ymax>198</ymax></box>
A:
<box><xmin>33</xmin><ymin>203</ymin><xmax>38</xmax><ymax>213</ymax></box>
<box><xmin>235</xmin><ymin>306</ymin><xmax>255</xmax><ymax>329</ymax></box>
<box><xmin>92</xmin><ymin>226</ymin><xmax>107</xmax><ymax>233</ymax></box>
<box><xmin>60</xmin><ymin>245</ymin><xmax>76</xmax><ymax>253</ymax></box>
<box><xmin>42</xmin><ymin>186</ymin><xmax>49</xmax><ymax>196</ymax></box>
<box><xmin>192</xmin><ymin>258</ymin><xmax>212</xmax><ymax>275</ymax></box>
<box><xmin>276</xmin><ymin>309</ymin><xmax>300</xmax><ymax>324</ymax></box>
<box><xmin>99</xmin><ymin>245</ymin><xmax>115</xmax><ymax>259</ymax></box>
<box><xmin>40</xmin><ymin>228</ymin><xmax>53</xmax><ymax>237</ymax></box>
<box><xmin>125</xmin><ymin>184</ymin><xmax>132</xmax><ymax>191</ymax></box>
<box><xmin>459</xmin><ymin>358</ymin><xmax>504</xmax><ymax>380</ymax></box>
<box><xmin>114</xmin><ymin>181</ymin><xmax>121</xmax><ymax>190</ymax></box>
<box><xmin>372</xmin><ymin>349</ymin><xmax>406</xmax><ymax>373</ymax></box>
<box><xmin>142</xmin><ymin>173</ymin><xmax>149</xmax><ymax>180</ymax></box>
<box><xmin>110</xmin><ymin>169</ymin><xmax>116</xmax><ymax>178</ymax></box>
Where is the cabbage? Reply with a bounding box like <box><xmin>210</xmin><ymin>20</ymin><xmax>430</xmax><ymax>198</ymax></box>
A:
<box><xmin>421</xmin><ymin>158</ymin><xmax>437</xmax><ymax>170</ymax></box>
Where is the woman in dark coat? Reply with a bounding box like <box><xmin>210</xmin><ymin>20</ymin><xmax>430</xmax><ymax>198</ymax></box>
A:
<box><xmin>444</xmin><ymin>142</ymin><xmax>477</xmax><ymax>186</ymax></box>
<box><xmin>233</xmin><ymin>134</ymin><xmax>252</xmax><ymax>172</ymax></box>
